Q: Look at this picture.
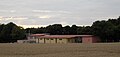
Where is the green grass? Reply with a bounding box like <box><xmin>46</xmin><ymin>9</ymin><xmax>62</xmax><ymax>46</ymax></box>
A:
<box><xmin>0</xmin><ymin>43</ymin><xmax>120</xmax><ymax>57</ymax></box>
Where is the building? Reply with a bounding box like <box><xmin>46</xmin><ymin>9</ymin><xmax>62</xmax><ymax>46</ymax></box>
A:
<box><xmin>17</xmin><ymin>34</ymin><xmax>100</xmax><ymax>43</ymax></box>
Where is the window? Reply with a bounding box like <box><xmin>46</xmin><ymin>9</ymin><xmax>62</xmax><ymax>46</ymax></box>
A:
<box><xmin>59</xmin><ymin>39</ymin><xmax>62</xmax><ymax>40</ymax></box>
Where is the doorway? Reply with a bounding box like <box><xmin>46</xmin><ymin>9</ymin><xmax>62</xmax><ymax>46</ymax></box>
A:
<box><xmin>75</xmin><ymin>37</ymin><xmax>82</xmax><ymax>43</ymax></box>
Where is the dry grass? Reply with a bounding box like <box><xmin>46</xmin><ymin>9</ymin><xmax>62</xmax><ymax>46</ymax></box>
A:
<box><xmin>0</xmin><ymin>43</ymin><xmax>120</xmax><ymax>57</ymax></box>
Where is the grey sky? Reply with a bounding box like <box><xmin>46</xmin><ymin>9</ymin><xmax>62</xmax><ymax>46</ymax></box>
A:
<box><xmin>0</xmin><ymin>0</ymin><xmax>120</xmax><ymax>28</ymax></box>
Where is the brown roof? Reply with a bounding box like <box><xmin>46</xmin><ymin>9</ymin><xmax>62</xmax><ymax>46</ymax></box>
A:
<box><xmin>29</xmin><ymin>34</ymin><xmax>94</xmax><ymax>39</ymax></box>
<box><xmin>30</xmin><ymin>34</ymin><xmax>46</xmax><ymax>37</ymax></box>
<box><xmin>38</xmin><ymin>35</ymin><xmax>93</xmax><ymax>39</ymax></box>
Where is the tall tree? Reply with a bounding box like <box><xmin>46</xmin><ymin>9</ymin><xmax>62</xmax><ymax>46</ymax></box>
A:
<box><xmin>92</xmin><ymin>17</ymin><xmax>120</xmax><ymax>42</ymax></box>
<box><xmin>11</xmin><ymin>26</ymin><xmax>26</xmax><ymax>42</ymax></box>
<box><xmin>0</xmin><ymin>22</ymin><xmax>26</xmax><ymax>43</ymax></box>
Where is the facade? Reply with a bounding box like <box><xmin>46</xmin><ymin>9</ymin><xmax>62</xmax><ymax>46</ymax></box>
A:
<box><xmin>17</xmin><ymin>34</ymin><xmax>100</xmax><ymax>43</ymax></box>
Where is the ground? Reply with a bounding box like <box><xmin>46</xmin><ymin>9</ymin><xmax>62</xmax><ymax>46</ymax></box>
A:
<box><xmin>0</xmin><ymin>43</ymin><xmax>120</xmax><ymax>57</ymax></box>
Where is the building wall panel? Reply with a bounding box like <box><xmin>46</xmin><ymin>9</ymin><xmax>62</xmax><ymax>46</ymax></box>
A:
<box><xmin>82</xmin><ymin>36</ymin><xmax>93</xmax><ymax>43</ymax></box>
<box><xmin>50</xmin><ymin>38</ymin><xmax>56</xmax><ymax>43</ymax></box>
<box><xmin>38</xmin><ymin>38</ymin><xmax>45</xmax><ymax>43</ymax></box>
<box><xmin>45</xmin><ymin>38</ymin><xmax>51</xmax><ymax>43</ymax></box>
<box><xmin>57</xmin><ymin>38</ymin><xmax>68</xmax><ymax>43</ymax></box>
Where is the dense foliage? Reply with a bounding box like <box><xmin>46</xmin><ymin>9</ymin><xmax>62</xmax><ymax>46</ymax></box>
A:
<box><xmin>0</xmin><ymin>22</ymin><xmax>26</xmax><ymax>43</ymax></box>
<box><xmin>92</xmin><ymin>17</ymin><xmax>120</xmax><ymax>42</ymax></box>
<box><xmin>0</xmin><ymin>17</ymin><xmax>120</xmax><ymax>43</ymax></box>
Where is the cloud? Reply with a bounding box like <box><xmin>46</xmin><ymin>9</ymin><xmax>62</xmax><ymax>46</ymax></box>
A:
<box><xmin>38</xmin><ymin>15</ymin><xmax>52</xmax><ymax>19</ymax></box>
<box><xmin>51</xmin><ymin>22</ymin><xmax>69</xmax><ymax>26</ymax></box>
<box><xmin>0</xmin><ymin>16</ymin><xmax>3</xmax><ymax>20</ymax></box>
<box><xmin>32</xmin><ymin>10</ymin><xmax>71</xmax><ymax>14</ymax></box>
<box><xmin>0</xmin><ymin>10</ymin><xmax>16</xmax><ymax>13</ymax></box>
<box><xmin>19</xmin><ymin>24</ymin><xmax>48</xmax><ymax>28</ymax></box>
<box><xmin>32</xmin><ymin>10</ymin><xmax>52</xmax><ymax>13</ymax></box>
<box><xmin>13</xmin><ymin>17</ymin><xmax>28</xmax><ymax>20</ymax></box>
<box><xmin>0</xmin><ymin>16</ymin><xmax>28</xmax><ymax>20</ymax></box>
<box><xmin>10</xmin><ymin>10</ymin><xmax>16</xmax><ymax>13</ymax></box>
<box><xmin>0</xmin><ymin>16</ymin><xmax>3</xmax><ymax>18</ymax></box>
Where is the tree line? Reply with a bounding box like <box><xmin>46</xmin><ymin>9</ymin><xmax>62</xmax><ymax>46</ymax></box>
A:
<box><xmin>0</xmin><ymin>17</ymin><xmax>120</xmax><ymax>43</ymax></box>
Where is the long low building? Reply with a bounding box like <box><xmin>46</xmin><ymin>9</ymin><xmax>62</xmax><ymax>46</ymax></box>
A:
<box><xmin>17</xmin><ymin>34</ymin><xmax>101</xmax><ymax>43</ymax></box>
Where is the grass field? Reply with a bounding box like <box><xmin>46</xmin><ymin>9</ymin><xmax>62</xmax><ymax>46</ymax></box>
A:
<box><xmin>0</xmin><ymin>43</ymin><xmax>120</xmax><ymax>57</ymax></box>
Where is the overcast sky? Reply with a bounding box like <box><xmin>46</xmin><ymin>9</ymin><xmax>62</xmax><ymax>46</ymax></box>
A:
<box><xmin>0</xmin><ymin>0</ymin><xmax>120</xmax><ymax>28</ymax></box>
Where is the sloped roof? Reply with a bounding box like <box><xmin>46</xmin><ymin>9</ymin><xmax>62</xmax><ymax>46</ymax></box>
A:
<box><xmin>29</xmin><ymin>34</ymin><xmax>94</xmax><ymax>39</ymax></box>
<box><xmin>38</xmin><ymin>35</ymin><xmax>93</xmax><ymax>39</ymax></box>
<box><xmin>30</xmin><ymin>34</ymin><xmax>46</xmax><ymax>37</ymax></box>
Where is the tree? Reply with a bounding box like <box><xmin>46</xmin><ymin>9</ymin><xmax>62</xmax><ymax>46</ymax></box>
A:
<box><xmin>0</xmin><ymin>24</ymin><xmax>4</xmax><ymax>33</ymax></box>
<box><xmin>91</xmin><ymin>17</ymin><xmax>120</xmax><ymax>42</ymax></box>
<box><xmin>63</xmin><ymin>25</ymin><xmax>71</xmax><ymax>34</ymax></box>
<box><xmin>0</xmin><ymin>22</ymin><xmax>26</xmax><ymax>43</ymax></box>
<box><xmin>70</xmin><ymin>25</ymin><xmax>78</xmax><ymax>34</ymax></box>
<box><xmin>113</xmin><ymin>25</ymin><xmax>120</xmax><ymax>42</ymax></box>
<box><xmin>46</xmin><ymin>24</ymin><xmax>63</xmax><ymax>35</ymax></box>
<box><xmin>0</xmin><ymin>22</ymin><xmax>15</xmax><ymax>42</ymax></box>
<box><xmin>11</xmin><ymin>26</ymin><xmax>26</xmax><ymax>42</ymax></box>
<box><xmin>92</xmin><ymin>20</ymin><xmax>108</xmax><ymax>42</ymax></box>
<box><xmin>79</xmin><ymin>26</ymin><xmax>92</xmax><ymax>35</ymax></box>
